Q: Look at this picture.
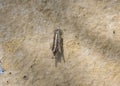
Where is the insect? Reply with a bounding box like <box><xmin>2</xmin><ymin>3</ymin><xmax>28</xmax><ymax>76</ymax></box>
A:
<box><xmin>52</xmin><ymin>29</ymin><xmax>65</xmax><ymax>67</ymax></box>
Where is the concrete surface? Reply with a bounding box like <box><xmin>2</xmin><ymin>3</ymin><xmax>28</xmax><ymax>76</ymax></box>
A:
<box><xmin>0</xmin><ymin>0</ymin><xmax>120</xmax><ymax>86</ymax></box>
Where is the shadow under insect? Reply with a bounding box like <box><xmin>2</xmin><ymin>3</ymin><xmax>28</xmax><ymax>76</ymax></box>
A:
<box><xmin>52</xmin><ymin>29</ymin><xmax>65</xmax><ymax>67</ymax></box>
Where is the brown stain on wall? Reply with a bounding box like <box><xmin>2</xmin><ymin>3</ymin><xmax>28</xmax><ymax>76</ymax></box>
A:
<box><xmin>2</xmin><ymin>38</ymin><xmax>23</xmax><ymax>53</ymax></box>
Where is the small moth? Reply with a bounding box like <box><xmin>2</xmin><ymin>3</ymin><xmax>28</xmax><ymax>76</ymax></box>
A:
<box><xmin>52</xmin><ymin>29</ymin><xmax>65</xmax><ymax>67</ymax></box>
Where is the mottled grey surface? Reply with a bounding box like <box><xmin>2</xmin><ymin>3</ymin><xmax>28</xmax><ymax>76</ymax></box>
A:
<box><xmin>0</xmin><ymin>0</ymin><xmax>120</xmax><ymax>86</ymax></box>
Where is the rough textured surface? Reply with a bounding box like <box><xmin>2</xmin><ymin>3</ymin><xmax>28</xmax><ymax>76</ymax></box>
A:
<box><xmin>0</xmin><ymin>0</ymin><xmax>120</xmax><ymax>86</ymax></box>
